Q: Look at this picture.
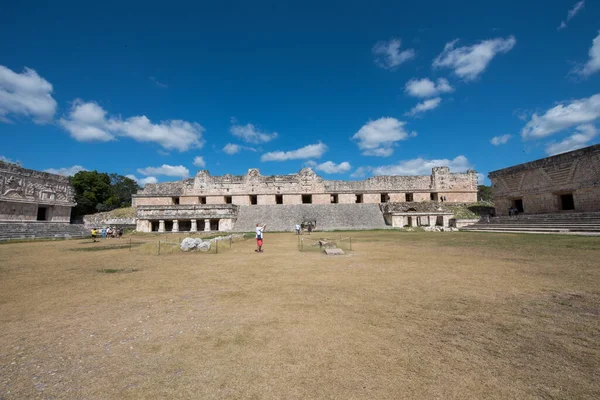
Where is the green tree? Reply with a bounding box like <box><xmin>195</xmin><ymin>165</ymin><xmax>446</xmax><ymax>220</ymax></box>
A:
<box><xmin>69</xmin><ymin>171</ymin><xmax>141</xmax><ymax>219</ymax></box>
<box><xmin>477</xmin><ymin>185</ymin><xmax>493</xmax><ymax>202</ymax></box>
<box><xmin>109</xmin><ymin>174</ymin><xmax>140</xmax><ymax>208</ymax></box>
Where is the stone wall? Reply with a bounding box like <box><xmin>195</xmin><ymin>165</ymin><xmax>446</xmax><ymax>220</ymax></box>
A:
<box><xmin>489</xmin><ymin>144</ymin><xmax>600</xmax><ymax>215</ymax></box>
<box><xmin>134</xmin><ymin>166</ymin><xmax>478</xmax><ymax>204</ymax></box>
<box><xmin>0</xmin><ymin>161</ymin><xmax>76</xmax><ymax>222</ymax></box>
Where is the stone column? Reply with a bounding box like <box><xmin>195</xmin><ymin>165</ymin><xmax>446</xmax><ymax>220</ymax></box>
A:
<box><xmin>172</xmin><ymin>219</ymin><xmax>179</xmax><ymax>232</ymax></box>
<box><xmin>216</xmin><ymin>219</ymin><xmax>222</xmax><ymax>231</ymax></box>
<box><xmin>158</xmin><ymin>220</ymin><xmax>165</xmax><ymax>233</ymax></box>
<box><xmin>190</xmin><ymin>219</ymin><xmax>197</xmax><ymax>232</ymax></box>
<box><xmin>429</xmin><ymin>216</ymin><xmax>437</xmax><ymax>227</ymax></box>
<box><xmin>204</xmin><ymin>219</ymin><xmax>211</xmax><ymax>232</ymax></box>
<box><xmin>442</xmin><ymin>215</ymin><xmax>450</xmax><ymax>227</ymax></box>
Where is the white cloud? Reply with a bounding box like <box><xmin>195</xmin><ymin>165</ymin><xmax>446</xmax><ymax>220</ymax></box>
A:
<box><xmin>137</xmin><ymin>164</ymin><xmax>190</xmax><ymax>178</ymax></box>
<box><xmin>405</xmin><ymin>78</ymin><xmax>453</xmax><ymax>98</ymax></box>
<box><xmin>405</xmin><ymin>97</ymin><xmax>442</xmax><ymax>116</ymax></box>
<box><xmin>126</xmin><ymin>174</ymin><xmax>158</xmax><ymax>186</ymax></box>
<box><xmin>223</xmin><ymin>143</ymin><xmax>241</xmax><ymax>155</ymax></box>
<box><xmin>59</xmin><ymin>100</ymin><xmax>205</xmax><ymax>151</ymax></box>
<box><xmin>545</xmin><ymin>124</ymin><xmax>598</xmax><ymax>155</ymax></box>
<box><xmin>372</xmin><ymin>38</ymin><xmax>415</xmax><ymax>69</ymax></box>
<box><xmin>43</xmin><ymin>165</ymin><xmax>87</xmax><ymax>176</ymax></box>
<box><xmin>309</xmin><ymin>161</ymin><xmax>352</xmax><ymax>174</ymax></box>
<box><xmin>574</xmin><ymin>32</ymin><xmax>600</xmax><ymax>77</ymax></box>
<box><xmin>490</xmin><ymin>134</ymin><xmax>512</xmax><ymax>145</ymax></box>
<box><xmin>261</xmin><ymin>142</ymin><xmax>327</xmax><ymax>162</ymax></box>
<box><xmin>350</xmin><ymin>167</ymin><xmax>368</xmax><ymax>178</ymax></box>
<box><xmin>433</xmin><ymin>36</ymin><xmax>516</xmax><ymax>80</ymax></box>
<box><xmin>521</xmin><ymin>93</ymin><xmax>600</xmax><ymax>139</ymax></box>
<box><xmin>352</xmin><ymin>117</ymin><xmax>414</xmax><ymax>157</ymax></box>
<box><xmin>230</xmin><ymin>121</ymin><xmax>277</xmax><ymax>144</ymax></box>
<box><xmin>370</xmin><ymin>155</ymin><xmax>474</xmax><ymax>176</ymax></box>
<box><xmin>149</xmin><ymin>76</ymin><xmax>168</xmax><ymax>89</ymax></box>
<box><xmin>0</xmin><ymin>65</ymin><xmax>57</xmax><ymax>123</ymax></box>
<box><xmin>193</xmin><ymin>156</ymin><xmax>206</xmax><ymax>168</ymax></box>
<box><xmin>0</xmin><ymin>155</ymin><xmax>20</xmax><ymax>165</ymax></box>
<box><xmin>558</xmin><ymin>1</ymin><xmax>585</xmax><ymax>30</ymax></box>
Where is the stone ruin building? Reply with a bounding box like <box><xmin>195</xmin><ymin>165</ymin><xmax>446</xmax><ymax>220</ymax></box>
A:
<box><xmin>0</xmin><ymin>161</ymin><xmax>88</xmax><ymax>241</ymax></box>
<box><xmin>489</xmin><ymin>144</ymin><xmax>600</xmax><ymax>216</ymax></box>
<box><xmin>0</xmin><ymin>161</ymin><xmax>75</xmax><ymax>222</ymax></box>
<box><xmin>133</xmin><ymin>166</ymin><xmax>478</xmax><ymax>232</ymax></box>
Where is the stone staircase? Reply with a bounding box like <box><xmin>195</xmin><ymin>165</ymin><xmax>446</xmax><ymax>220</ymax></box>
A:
<box><xmin>232</xmin><ymin>204</ymin><xmax>388</xmax><ymax>232</ymax></box>
<box><xmin>0</xmin><ymin>222</ymin><xmax>90</xmax><ymax>241</ymax></box>
<box><xmin>461</xmin><ymin>212</ymin><xmax>600</xmax><ymax>234</ymax></box>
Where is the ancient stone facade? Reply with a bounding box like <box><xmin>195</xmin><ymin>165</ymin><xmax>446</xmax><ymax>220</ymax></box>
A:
<box><xmin>0</xmin><ymin>161</ymin><xmax>76</xmax><ymax>222</ymax></box>
<box><xmin>489</xmin><ymin>144</ymin><xmax>600</xmax><ymax>216</ymax></box>
<box><xmin>133</xmin><ymin>167</ymin><xmax>477</xmax><ymax>232</ymax></box>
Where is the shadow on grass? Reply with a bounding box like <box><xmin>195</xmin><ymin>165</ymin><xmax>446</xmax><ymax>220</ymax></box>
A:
<box><xmin>97</xmin><ymin>268</ymin><xmax>138</xmax><ymax>273</ymax></box>
<box><xmin>71</xmin><ymin>243</ymin><xmax>142</xmax><ymax>252</ymax></box>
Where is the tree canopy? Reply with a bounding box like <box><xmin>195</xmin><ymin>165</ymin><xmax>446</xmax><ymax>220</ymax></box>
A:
<box><xmin>70</xmin><ymin>171</ymin><xmax>141</xmax><ymax>218</ymax></box>
<box><xmin>477</xmin><ymin>185</ymin><xmax>493</xmax><ymax>202</ymax></box>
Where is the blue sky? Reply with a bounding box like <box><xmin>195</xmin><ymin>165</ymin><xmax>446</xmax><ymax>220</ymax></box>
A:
<box><xmin>1</xmin><ymin>0</ymin><xmax>599</xmax><ymax>185</ymax></box>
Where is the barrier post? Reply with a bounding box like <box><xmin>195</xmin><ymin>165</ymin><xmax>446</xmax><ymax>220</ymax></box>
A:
<box><xmin>158</xmin><ymin>240</ymin><xmax>161</xmax><ymax>255</ymax></box>
<box><xmin>216</xmin><ymin>238</ymin><xmax>218</xmax><ymax>254</ymax></box>
<box><xmin>349</xmin><ymin>237</ymin><xmax>352</xmax><ymax>251</ymax></box>
<box><xmin>129</xmin><ymin>238</ymin><xmax>131</xmax><ymax>251</ymax></box>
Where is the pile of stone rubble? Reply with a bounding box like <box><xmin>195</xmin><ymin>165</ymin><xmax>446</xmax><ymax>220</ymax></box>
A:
<box><xmin>422</xmin><ymin>226</ymin><xmax>459</xmax><ymax>232</ymax></box>
<box><xmin>180</xmin><ymin>234</ymin><xmax>245</xmax><ymax>252</ymax></box>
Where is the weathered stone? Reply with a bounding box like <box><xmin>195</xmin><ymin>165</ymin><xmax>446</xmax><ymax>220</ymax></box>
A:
<box><xmin>489</xmin><ymin>144</ymin><xmax>600</xmax><ymax>215</ymax></box>
<box><xmin>324</xmin><ymin>248</ymin><xmax>344</xmax><ymax>255</ymax></box>
<box><xmin>0</xmin><ymin>161</ymin><xmax>76</xmax><ymax>222</ymax></box>
<box><xmin>180</xmin><ymin>237</ymin><xmax>202</xmax><ymax>252</ymax></box>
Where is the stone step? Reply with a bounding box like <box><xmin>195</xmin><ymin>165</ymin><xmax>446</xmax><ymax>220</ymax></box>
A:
<box><xmin>233</xmin><ymin>204</ymin><xmax>388</xmax><ymax>232</ymax></box>
<box><xmin>462</xmin><ymin>226</ymin><xmax>600</xmax><ymax>232</ymax></box>
<box><xmin>463</xmin><ymin>229</ymin><xmax>600</xmax><ymax>236</ymax></box>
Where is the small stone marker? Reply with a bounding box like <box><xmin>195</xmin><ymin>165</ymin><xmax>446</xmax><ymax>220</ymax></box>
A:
<box><xmin>324</xmin><ymin>248</ymin><xmax>344</xmax><ymax>255</ymax></box>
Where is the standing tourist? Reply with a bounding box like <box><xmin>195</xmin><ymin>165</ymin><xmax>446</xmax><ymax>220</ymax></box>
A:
<box><xmin>295</xmin><ymin>223</ymin><xmax>301</xmax><ymax>235</ymax></box>
<box><xmin>101</xmin><ymin>226</ymin><xmax>107</xmax><ymax>239</ymax></box>
<box><xmin>255</xmin><ymin>223</ymin><xmax>266</xmax><ymax>253</ymax></box>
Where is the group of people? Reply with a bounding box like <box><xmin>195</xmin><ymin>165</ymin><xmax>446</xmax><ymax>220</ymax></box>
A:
<box><xmin>508</xmin><ymin>207</ymin><xmax>520</xmax><ymax>217</ymax></box>
<box><xmin>90</xmin><ymin>226</ymin><xmax>124</xmax><ymax>242</ymax></box>
<box><xmin>294</xmin><ymin>223</ymin><xmax>313</xmax><ymax>235</ymax></box>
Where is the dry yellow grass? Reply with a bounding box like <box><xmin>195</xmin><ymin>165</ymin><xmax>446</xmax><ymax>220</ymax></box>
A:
<box><xmin>1</xmin><ymin>231</ymin><xmax>599</xmax><ymax>399</ymax></box>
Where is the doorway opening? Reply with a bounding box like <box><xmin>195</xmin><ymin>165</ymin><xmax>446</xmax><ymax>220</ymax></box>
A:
<box><xmin>275</xmin><ymin>195</ymin><xmax>283</xmax><ymax>204</ymax></box>
<box><xmin>560</xmin><ymin>193</ymin><xmax>575</xmax><ymax>211</ymax></box>
<box><xmin>302</xmin><ymin>194</ymin><xmax>312</xmax><ymax>204</ymax></box>
<box><xmin>37</xmin><ymin>206</ymin><xmax>47</xmax><ymax>221</ymax></box>
<box><xmin>249</xmin><ymin>195</ymin><xmax>258</xmax><ymax>205</ymax></box>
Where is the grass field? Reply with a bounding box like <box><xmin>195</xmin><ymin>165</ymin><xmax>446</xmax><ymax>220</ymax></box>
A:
<box><xmin>1</xmin><ymin>231</ymin><xmax>599</xmax><ymax>399</ymax></box>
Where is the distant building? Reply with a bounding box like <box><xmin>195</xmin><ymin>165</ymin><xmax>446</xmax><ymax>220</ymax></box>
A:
<box><xmin>488</xmin><ymin>144</ymin><xmax>600</xmax><ymax>216</ymax></box>
<box><xmin>133</xmin><ymin>167</ymin><xmax>478</xmax><ymax>232</ymax></box>
<box><xmin>0</xmin><ymin>161</ymin><xmax>76</xmax><ymax>222</ymax></box>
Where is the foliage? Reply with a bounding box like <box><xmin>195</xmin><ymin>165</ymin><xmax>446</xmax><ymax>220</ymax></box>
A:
<box><xmin>70</xmin><ymin>171</ymin><xmax>140</xmax><ymax>218</ymax></box>
<box><xmin>477</xmin><ymin>185</ymin><xmax>493</xmax><ymax>202</ymax></box>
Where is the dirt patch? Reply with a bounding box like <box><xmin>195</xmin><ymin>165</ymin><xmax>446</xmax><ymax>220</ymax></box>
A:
<box><xmin>0</xmin><ymin>231</ymin><xmax>599</xmax><ymax>399</ymax></box>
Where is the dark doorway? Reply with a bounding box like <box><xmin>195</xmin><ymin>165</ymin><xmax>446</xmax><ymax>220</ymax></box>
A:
<box><xmin>513</xmin><ymin>199</ymin><xmax>524</xmax><ymax>213</ymax></box>
<box><xmin>151</xmin><ymin>221</ymin><xmax>160</xmax><ymax>232</ymax></box>
<box><xmin>164</xmin><ymin>221</ymin><xmax>174</xmax><ymax>232</ymax></box>
<box><xmin>560</xmin><ymin>194</ymin><xmax>575</xmax><ymax>210</ymax></box>
<box><xmin>430</xmin><ymin>193</ymin><xmax>439</xmax><ymax>201</ymax></box>
<box><xmin>355</xmin><ymin>194</ymin><xmax>363</xmax><ymax>203</ymax></box>
<box><xmin>198</xmin><ymin>220</ymin><xmax>206</xmax><ymax>231</ymax></box>
<box><xmin>179</xmin><ymin>220</ymin><xmax>191</xmax><ymax>231</ymax></box>
<box><xmin>199</xmin><ymin>196</ymin><xmax>207</xmax><ymax>204</ymax></box>
<box><xmin>331</xmin><ymin>194</ymin><xmax>338</xmax><ymax>204</ymax></box>
<box><xmin>302</xmin><ymin>194</ymin><xmax>312</xmax><ymax>204</ymax></box>
<box><xmin>250</xmin><ymin>195</ymin><xmax>258</xmax><ymax>205</ymax></box>
<box><xmin>224</xmin><ymin>196</ymin><xmax>232</xmax><ymax>204</ymax></box>
<box><xmin>276</xmin><ymin>195</ymin><xmax>283</xmax><ymax>204</ymax></box>
<box><xmin>210</xmin><ymin>219</ymin><xmax>219</xmax><ymax>231</ymax></box>
<box><xmin>172</xmin><ymin>197</ymin><xmax>180</xmax><ymax>205</ymax></box>
<box><xmin>37</xmin><ymin>207</ymin><xmax>47</xmax><ymax>221</ymax></box>
<box><xmin>380</xmin><ymin>193</ymin><xmax>389</xmax><ymax>203</ymax></box>
<box><xmin>405</xmin><ymin>193</ymin><xmax>414</xmax><ymax>202</ymax></box>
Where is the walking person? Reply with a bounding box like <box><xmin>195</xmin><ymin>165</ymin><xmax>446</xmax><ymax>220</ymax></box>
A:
<box><xmin>255</xmin><ymin>223</ymin><xmax>266</xmax><ymax>253</ymax></box>
<box><xmin>295</xmin><ymin>223</ymin><xmax>300</xmax><ymax>235</ymax></box>
<box><xmin>91</xmin><ymin>228</ymin><xmax>98</xmax><ymax>242</ymax></box>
